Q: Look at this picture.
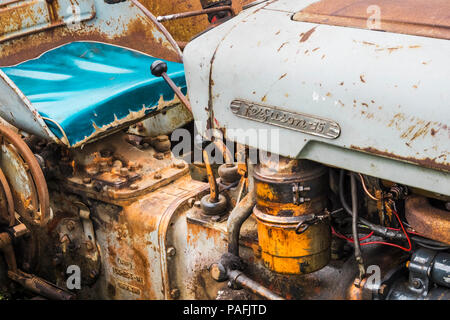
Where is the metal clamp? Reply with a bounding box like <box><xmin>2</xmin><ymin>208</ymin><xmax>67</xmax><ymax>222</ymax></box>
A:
<box><xmin>295</xmin><ymin>210</ymin><xmax>330</xmax><ymax>235</ymax></box>
<box><xmin>292</xmin><ymin>183</ymin><xmax>311</xmax><ymax>205</ymax></box>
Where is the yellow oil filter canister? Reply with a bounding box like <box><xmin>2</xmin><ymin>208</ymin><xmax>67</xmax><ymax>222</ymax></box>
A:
<box><xmin>253</xmin><ymin>157</ymin><xmax>331</xmax><ymax>275</ymax></box>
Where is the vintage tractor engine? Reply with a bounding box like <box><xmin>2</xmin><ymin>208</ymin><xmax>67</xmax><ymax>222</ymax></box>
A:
<box><xmin>0</xmin><ymin>0</ymin><xmax>448</xmax><ymax>301</ymax></box>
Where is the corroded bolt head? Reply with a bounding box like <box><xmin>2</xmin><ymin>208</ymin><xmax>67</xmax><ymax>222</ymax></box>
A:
<box><xmin>210</xmin><ymin>263</ymin><xmax>227</xmax><ymax>282</ymax></box>
<box><xmin>130</xmin><ymin>184</ymin><xmax>139</xmax><ymax>190</ymax></box>
<box><xmin>66</xmin><ymin>220</ymin><xmax>76</xmax><ymax>231</ymax></box>
<box><xmin>194</xmin><ymin>201</ymin><xmax>201</xmax><ymax>208</ymax></box>
<box><xmin>82</xmin><ymin>177</ymin><xmax>92</xmax><ymax>184</ymax></box>
<box><xmin>120</xmin><ymin>167</ymin><xmax>129</xmax><ymax>176</ymax></box>
<box><xmin>154</xmin><ymin>152</ymin><xmax>164</xmax><ymax>160</ymax></box>
<box><xmin>412</xmin><ymin>279</ymin><xmax>422</xmax><ymax>289</ymax></box>
<box><xmin>154</xmin><ymin>173</ymin><xmax>162</xmax><ymax>180</ymax></box>
<box><xmin>176</xmin><ymin>162</ymin><xmax>185</xmax><ymax>169</ymax></box>
<box><xmin>167</xmin><ymin>247</ymin><xmax>176</xmax><ymax>257</ymax></box>
<box><xmin>86</xmin><ymin>240</ymin><xmax>94</xmax><ymax>251</ymax></box>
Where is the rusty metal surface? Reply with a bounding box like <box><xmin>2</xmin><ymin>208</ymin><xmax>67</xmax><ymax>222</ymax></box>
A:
<box><xmin>0</xmin><ymin>0</ymin><xmax>181</xmax><ymax>67</ymax></box>
<box><xmin>293</xmin><ymin>0</ymin><xmax>450</xmax><ymax>40</ymax></box>
<box><xmin>0</xmin><ymin>167</ymin><xmax>15</xmax><ymax>226</ymax></box>
<box><xmin>140</xmin><ymin>0</ymin><xmax>254</xmax><ymax>43</ymax></box>
<box><xmin>405</xmin><ymin>195</ymin><xmax>450</xmax><ymax>245</ymax></box>
<box><xmin>0</xmin><ymin>124</ymin><xmax>49</xmax><ymax>226</ymax></box>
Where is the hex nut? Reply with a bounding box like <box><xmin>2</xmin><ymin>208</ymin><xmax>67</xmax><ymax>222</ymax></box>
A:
<box><xmin>210</xmin><ymin>263</ymin><xmax>227</xmax><ymax>282</ymax></box>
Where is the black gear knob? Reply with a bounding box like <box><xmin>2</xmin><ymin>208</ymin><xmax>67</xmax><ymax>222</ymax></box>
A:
<box><xmin>150</xmin><ymin>60</ymin><xmax>168</xmax><ymax>77</ymax></box>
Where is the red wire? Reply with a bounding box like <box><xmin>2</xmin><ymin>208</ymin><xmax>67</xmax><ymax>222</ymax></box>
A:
<box><xmin>359</xmin><ymin>209</ymin><xmax>412</xmax><ymax>252</ymax></box>
<box><xmin>331</xmin><ymin>227</ymin><xmax>373</xmax><ymax>243</ymax></box>
<box><xmin>331</xmin><ymin>209</ymin><xmax>412</xmax><ymax>252</ymax></box>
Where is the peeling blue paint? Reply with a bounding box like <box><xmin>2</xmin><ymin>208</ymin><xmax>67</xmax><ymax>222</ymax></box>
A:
<box><xmin>2</xmin><ymin>41</ymin><xmax>186</xmax><ymax>146</ymax></box>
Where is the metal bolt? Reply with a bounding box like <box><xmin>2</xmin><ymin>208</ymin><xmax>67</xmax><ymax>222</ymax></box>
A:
<box><xmin>66</xmin><ymin>220</ymin><xmax>76</xmax><ymax>231</ymax></box>
<box><xmin>82</xmin><ymin>177</ymin><xmax>92</xmax><ymax>184</ymax></box>
<box><xmin>170</xmin><ymin>288</ymin><xmax>180</xmax><ymax>299</ymax></box>
<box><xmin>187</xmin><ymin>198</ymin><xmax>196</xmax><ymax>208</ymax></box>
<box><xmin>176</xmin><ymin>162</ymin><xmax>185</xmax><ymax>169</ymax></box>
<box><xmin>210</xmin><ymin>263</ymin><xmax>227</xmax><ymax>282</ymax></box>
<box><xmin>412</xmin><ymin>279</ymin><xmax>422</xmax><ymax>289</ymax></box>
<box><xmin>130</xmin><ymin>184</ymin><xmax>139</xmax><ymax>190</ymax></box>
<box><xmin>154</xmin><ymin>152</ymin><xmax>164</xmax><ymax>160</ymax></box>
<box><xmin>120</xmin><ymin>167</ymin><xmax>129</xmax><ymax>176</ymax></box>
<box><xmin>86</xmin><ymin>240</ymin><xmax>94</xmax><ymax>251</ymax></box>
<box><xmin>445</xmin><ymin>202</ymin><xmax>450</xmax><ymax>211</ymax></box>
<box><xmin>211</xmin><ymin>215</ymin><xmax>221</xmax><ymax>222</ymax></box>
<box><xmin>167</xmin><ymin>247</ymin><xmax>176</xmax><ymax>257</ymax></box>
<box><xmin>194</xmin><ymin>201</ymin><xmax>201</xmax><ymax>208</ymax></box>
<box><xmin>129</xmin><ymin>162</ymin><xmax>137</xmax><ymax>171</ymax></box>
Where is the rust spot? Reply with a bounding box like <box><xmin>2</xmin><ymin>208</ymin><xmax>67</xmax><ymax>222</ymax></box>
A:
<box><xmin>360</xmin><ymin>75</ymin><xmax>366</xmax><ymax>83</ymax></box>
<box><xmin>277</xmin><ymin>41</ymin><xmax>288</xmax><ymax>52</ymax></box>
<box><xmin>299</xmin><ymin>26</ymin><xmax>317</xmax><ymax>42</ymax></box>
<box><xmin>350</xmin><ymin>145</ymin><xmax>449</xmax><ymax>172</ymax></box>
<box><xmin>279</xmin><ymin>73</ymin><xmax>287</xmax><ymax>80</ymax></box>
<box><xmin>293</xmin><ymin>0</ymin><xmax>450</xmax><ymax>40</ymax></box>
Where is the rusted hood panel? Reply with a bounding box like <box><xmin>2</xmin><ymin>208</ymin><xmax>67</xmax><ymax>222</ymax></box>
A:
<box><xmin>293</xmin><ymin>0</ymin><xmax>450</xmax><ymax>40</ymax></box>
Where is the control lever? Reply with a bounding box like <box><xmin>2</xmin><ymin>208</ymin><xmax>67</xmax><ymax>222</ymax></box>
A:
<box><xmin>150</xmin><ymin>60</ymin><xmax>227</xmax><ymax>215</ymax></box>
<box><xmin>150</xmin><ymin>60</ymin><xmax>192</xmax><ymax>114</ymax></box>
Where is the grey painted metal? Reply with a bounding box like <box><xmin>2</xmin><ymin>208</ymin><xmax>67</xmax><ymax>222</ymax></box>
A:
<box><xmin>183</xmin><ymin>0</ymin><xmax>450</xmax><ymax>196</ymax></box>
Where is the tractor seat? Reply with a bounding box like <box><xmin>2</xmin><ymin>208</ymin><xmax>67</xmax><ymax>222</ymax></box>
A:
<box><xmin>1</xmin><ymin>41</ymin><xmax>186</xmax><ymax>147</ymax></box>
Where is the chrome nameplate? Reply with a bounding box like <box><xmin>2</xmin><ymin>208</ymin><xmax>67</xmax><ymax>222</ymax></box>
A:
<box><xmin>230</xmin><ymin>99</ymin><xmax>340</xmax><ymax>139</ymax></box>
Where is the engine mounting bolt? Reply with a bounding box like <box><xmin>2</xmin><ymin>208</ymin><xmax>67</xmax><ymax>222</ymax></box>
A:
<box><xmin>67</xmin><ymin>220</ymin><xmax>76</xmax><ymax>231</ymax></box>
<box><xmin>194</xmin><ymin>201</ymin><xmax>201</xmax><ymax>208</ymax></box>
<box><xmin>130</xmin><ymin>184</ymin><xmax>139</xmax><ymax>190</ymax></box>
<box><xmin>154</xmin><ymin>152</ymin><xmax>164</xmax><ymax>160</ymax></box>
<box><xmin>167</xmin><ymin>247</ymin><xmax>176</xmax><ymax>257</ymax></box>
<box><xmin>170</xmin><ymin>288</ymin><xmax>180</xmax><ymax>299</ymax></box>
<box><xmin>86</xmin><ymin>241</ymin><xmax>94</xmax><ymax>251</ymax></box>
<box><xmin>176</xmin><ymin>162</ymin><xmax>185</xmax><ymax>169</ymax></box>
<box><xmin>210</xmin><ymin>263</ymin><xmax>227</xmax><ymax>282</ymax></box>
<box><xmin>82</xmin><ymin>177</ymin><xmax>92</xmax><ymax>184</ymax></box>
<box><xmin>154</xmin><ymin>173</ymin><xmax>162</xmax><ymax>179</ymax></box>
<box><xmin>113</xmin><ymin>160</ymin><xmax>123</xmax><ymax>168</ymax></box>
<box><xmin>120</xmin><ymin>167</ymin><xmax>129</xmax><ymax>176</ymax></box>
<box><xmin>129</xmin><ymin>162</ymin><xmax>137</xmax><ymax>171</ymax></box>
<box><xmin>412</xmin><ymin>279</ymin><xmax>422</xmax><ymax>289</ymax></box>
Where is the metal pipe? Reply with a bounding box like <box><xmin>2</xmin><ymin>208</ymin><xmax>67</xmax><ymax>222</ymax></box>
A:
<box><xmin>227</xmin><ymin>178</ymin><xmax>255</xmax><ymax>256</ymax></box>
<box><xmin>157</xmin><ymin>6</ymin><xmax>235</xmax><ymax>23</ymax></box>
<box><xmin>203</xmin><ymin>149</ymin><xmax>219</xmax><ymax>203</ymax></box>
<box><xmin>227</xmin><ymin>269</ymin><xmax>285</xmax><ymax>300</ymax></box>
